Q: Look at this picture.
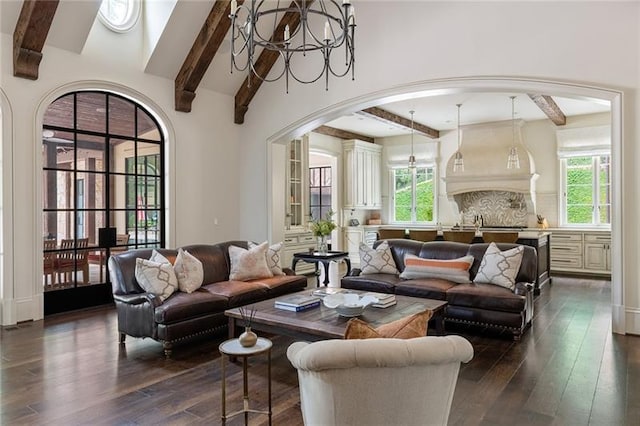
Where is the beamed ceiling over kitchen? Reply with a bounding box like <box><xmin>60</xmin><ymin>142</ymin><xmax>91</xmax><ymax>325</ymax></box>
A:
<box><xmin>3</xmin><ymin>0</ymin><xmax>610</xmax><ymax>137</ymax></box>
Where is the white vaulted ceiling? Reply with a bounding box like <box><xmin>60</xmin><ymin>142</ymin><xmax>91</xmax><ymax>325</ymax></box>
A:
<box><xmin>0</xmin><ymin>0</ymin><xmax>610</xmax><ymax>133</ymax></box>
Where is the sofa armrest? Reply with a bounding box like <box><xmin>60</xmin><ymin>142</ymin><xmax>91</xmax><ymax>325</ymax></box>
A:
<box><xmin>346</xmin><ymin>268</ymin><xmax>362</xmax><ymax>277</ymax></box>
<box><xmin>283</xmin><ymin>267</ymin><xmax>296</xmax><ymax>276</ymax></box>
<box><xmin>514</xmin><ymin>282</ymin><xmax>534</xmax><ymax>296</ymax></box>
<box><xmin>113</xmin><ymin>292</ymin><xmax>162</xmax><ymax>308</ymax></box>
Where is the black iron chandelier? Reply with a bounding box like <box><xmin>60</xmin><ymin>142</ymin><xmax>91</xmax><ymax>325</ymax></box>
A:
<box><xmin>229</xmin><ymin>0</ymin><xmax>356</xmax><ymax>92</ymax></box>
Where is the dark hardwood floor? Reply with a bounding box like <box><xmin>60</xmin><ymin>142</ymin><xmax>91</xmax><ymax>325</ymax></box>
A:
<box><xmin>2</xmin><ymin>276</ymin><xmax>639</xmax><ymax>425</ymax></box>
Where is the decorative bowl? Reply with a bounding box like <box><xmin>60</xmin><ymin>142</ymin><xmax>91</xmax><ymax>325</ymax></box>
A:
<box><xmin>323</xmin><ymin>293</ymin><xmax>379</xmax><ymax>317</ymax></box>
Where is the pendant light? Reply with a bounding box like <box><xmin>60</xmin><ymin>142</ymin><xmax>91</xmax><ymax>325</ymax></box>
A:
<box><xmin>453</xmin><ymin>103</ymin><xmax>464</xmax><ymax>173</ymax></box>
<box><xmin>507</xmin><ymin>96</ymin><xmax>521</xmax><ymax>169</ymax></box>
<box><xmin>408</xmin><ymin>110</ymin><xmax>416</xmax><ymax>169</ymax></box>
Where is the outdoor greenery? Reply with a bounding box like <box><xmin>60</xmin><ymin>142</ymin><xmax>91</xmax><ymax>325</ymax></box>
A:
<box><xmin>565</xmin><ymin>155</ymin><xmax>610</xmax><ymax>224</ymax></box>
<box><xmin>394</xmin><ymin>167</ymin><xmax>434</xmax><ymax>222</ymax></box>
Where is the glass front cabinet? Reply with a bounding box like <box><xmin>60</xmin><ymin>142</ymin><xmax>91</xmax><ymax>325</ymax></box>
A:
<box><xmin>286</xmin><ymin>137</ymin><xmax>309</xmax><ymax>230</ymax></box>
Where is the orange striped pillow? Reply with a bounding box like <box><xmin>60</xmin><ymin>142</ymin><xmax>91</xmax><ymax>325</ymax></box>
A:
<box><xmin>399</xmin><ymin>254</ymin><xmax>474</xmax><ymax>283</ymax></box>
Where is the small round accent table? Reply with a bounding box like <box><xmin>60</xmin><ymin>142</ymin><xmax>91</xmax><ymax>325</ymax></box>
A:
<box><xmin>219</xmin><ymin>337</ymin><xmax>272</xmax><ymax>425</ymax></box>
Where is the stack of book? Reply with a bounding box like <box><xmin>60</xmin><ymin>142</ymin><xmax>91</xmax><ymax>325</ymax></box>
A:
<box><xmin>312</xmin><ymin>287</ymin><xmax>345</xmax><ymax>298</ymax></box>
<box><xmin>363</xmin><ymin>292</ymin><xmax>397</xmax><ymax>308</ymax></box>
<box><xmin>274</xmin><ymin>294</ymin><xmax>321</xmax><ymax>312</ymax></box>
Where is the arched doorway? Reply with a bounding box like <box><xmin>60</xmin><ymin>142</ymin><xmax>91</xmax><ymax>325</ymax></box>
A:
<box><xmin>267</xmin><ymin>77</ymin><xmax>624</xmax><ymax>334</ymax></box>
<box><xmin>41</xmin><ymin>90</ymin><xmax>166</xmax><ymax>315</ymax></box>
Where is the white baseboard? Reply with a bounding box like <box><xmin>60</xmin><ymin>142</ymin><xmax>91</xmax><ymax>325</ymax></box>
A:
<box><xmin>14</xmin><ymin>294</ymin><xmax>43</xmax><ymax>324</ymax></box>
<box><xmin>625</xmin><ymin>307</ymin><xmax>640</xmax><ymax>336</ymax></box>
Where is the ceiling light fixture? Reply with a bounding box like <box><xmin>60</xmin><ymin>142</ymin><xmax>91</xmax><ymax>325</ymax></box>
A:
<box><xmin>507</xmin><ymin>96</ymin><xmax>521</xmax><ymax>169</ymax></box>
<box><xmin>229</xmin><ymin>0</ymin><xmax>356</xmax><ymax>93</ymax></box>
<box><xmin>408</xmin><ymin>110</ymin><xmax>416</xmax><ymax>169</ymax></box>
<box><xmin>453</xmin><ymin>103</ymin><xmax>464</xmax><ymax>173</ymax></box>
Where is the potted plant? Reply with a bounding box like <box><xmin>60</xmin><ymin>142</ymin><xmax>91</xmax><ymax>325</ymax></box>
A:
<box><xmin>309</xmin><ymin>210</ymin><xmax>337</xmax><ymax>254</ymax></box>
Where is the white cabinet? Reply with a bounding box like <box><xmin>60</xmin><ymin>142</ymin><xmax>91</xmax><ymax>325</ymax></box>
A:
<box><xmin>343</xmin><ymin>140</ymin><xmax>382</xmax><ymax>210</ymax></box>
<box><xmin>344</xmin><ymin>227</ymin><xmax>364</xmax><ymax>267</ymax></box>
<box><xmin>583</xmin><ymin>233</ymin><xmax>611</xmax><ymax>273</ymax></box>
<box><xmin>343</xmin><ymin>227</ymin><xmax>379</xmax><ymax>268</ymax></box>
<box><xmin>550</xmin><ymin>230</ymin><xmax>611</xmax><ymax>275</ymax></box>
<box><xmin>550</xmin><ymin>232</ymin><xmax>583</xmax><ymax>270</ymax></box>
<box><xmin>283</xmin><ymin>231</ymin><xmax>316</xmax><ymax>274</ymax></box>
<box><xmin>286</xmin><ymin>138</ymin><xmax>309</xmax><ymax>230</ymax></box>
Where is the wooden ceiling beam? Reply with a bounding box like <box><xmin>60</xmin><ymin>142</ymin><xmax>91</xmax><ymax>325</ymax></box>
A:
<box><xmin>175</xmin><ymin>0</ymin><xmax>241</xmax><ymax>112</ymax></box>
<box><xmin>235</xmin><ymin>1</ymin><xmax>305</xmax><ymax>124</ymax></box>
<box><xmin>13</xmin><ymin>0</ymin><xmax>60</xmax><ymax>80</ymax></box>
<box><xmin>359</xmin><ymin>107</ymin><xmax>440</xmax><ymax>139</ymax></box>
<box><xmin>313</xmin><ymin>125</ymin><xmax>374</xmax><ymax>143</ymax></box>
<box><xmin>528</xmin><ymin>94</ymin><xmax>566</xmax><ymax>126</ymax></box>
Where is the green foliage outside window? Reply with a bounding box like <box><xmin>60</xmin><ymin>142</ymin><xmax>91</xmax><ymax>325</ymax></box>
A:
<box><xmin>565</xmin><ymin>155</ymin><xmax>610</xmax><ymax>225</ymax></box>
<box><xmin>394</xmin><ymin>167</ymin><xmax>434</xmax><ymax>222</ymax></box>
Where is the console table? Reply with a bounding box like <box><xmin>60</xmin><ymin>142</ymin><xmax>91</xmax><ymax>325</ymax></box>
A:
<box><xmin>291</xmin><ymin>251</ymin><xmax>351</xmax><ymax>287</ymax></box>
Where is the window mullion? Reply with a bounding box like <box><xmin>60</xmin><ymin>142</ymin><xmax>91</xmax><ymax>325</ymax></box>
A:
<box><xmin>411</xmin><ymin>169</ymin><xmax>417</xmax><ymax>222</ymax></box>
<box><xmin>592</xmin><ymin>156</ymin><xmax>599</xmax><ymax>224</ymax></box>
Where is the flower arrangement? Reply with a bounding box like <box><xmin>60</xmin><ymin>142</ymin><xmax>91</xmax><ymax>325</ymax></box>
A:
<box><xmin>309</xmin><ymin>210</ymin><xmax>337</xmax><ymax>237</ymax></box>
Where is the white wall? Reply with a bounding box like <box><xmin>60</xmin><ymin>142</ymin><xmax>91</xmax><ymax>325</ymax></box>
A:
<box><xmin>1</xmin><ymin>1</ymin><xmax>639</xmax><ymax>335</ymax></box>
<box><xmin>235</xmin><ymin>2</ymin><xmax>639</xmax><ymax>334</ymax></box>
<box><xmin>0</xmin><ymin>30</ymin><xmax>241</xmax><ymax>323</ymax></box>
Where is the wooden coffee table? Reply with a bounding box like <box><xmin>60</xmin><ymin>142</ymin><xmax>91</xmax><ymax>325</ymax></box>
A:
<box><xmin>225</xmin><ymin>290</ymin><xmax>448</xmax><ymax>342</ymax></box>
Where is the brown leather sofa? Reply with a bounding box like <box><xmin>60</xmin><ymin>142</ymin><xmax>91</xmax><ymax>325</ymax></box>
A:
<box><xmin>341</xmin><ymin>240</ymin><xmax>537</xmax><ymax>340</ymax></box>
<box><xmin>108</xmin><ymin>241</ymin><xmax>307</xmax><ymax>356</ymax></box>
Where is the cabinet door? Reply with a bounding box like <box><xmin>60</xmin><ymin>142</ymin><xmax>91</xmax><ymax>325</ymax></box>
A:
<box><xmin>584</xmin><ymin>243</ymin><xmax>608</xmax><ymax>271</ymax></box>
<box><xmin>343</xmin><ymin>147</ymin><xmax>355</xmax><ymax>208</ymax></box>
<box><xmin>355</xmin><ymin>148</ymin><xmax>367</xmax><ymax>207</ymax></box>
<box><xmin>366</xmin><ymin>149</ymin><xmax>382</xmax><ymax>208</ymax></box>
<box><xmin>584</xmin><ymin>233</ymin><xmax>611</xmax><ymax>272</ymax></box>
<box><xmin>344</xmin><ymin>228</ymin><xmax>364</xmax><ymax>266</ymax></box>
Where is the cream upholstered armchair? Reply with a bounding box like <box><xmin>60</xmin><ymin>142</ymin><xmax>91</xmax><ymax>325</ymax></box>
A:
<box><xmin>287</xmin><ymin>336</ymin><xmax>473</xmax><ymax>426</ymax></box>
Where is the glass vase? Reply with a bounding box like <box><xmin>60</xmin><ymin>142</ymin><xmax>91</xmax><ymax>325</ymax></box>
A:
<box><xmin>317</xmin><ymin>235</ymin><xmax>328</xmax><ymax>254</ymax></box>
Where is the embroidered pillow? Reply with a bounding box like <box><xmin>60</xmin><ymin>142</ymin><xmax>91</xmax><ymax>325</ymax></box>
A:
<box><xmin>173</xmin><ymin>248</ymin><xmax>204</xmax><ymax>293</ymax></box>
<box><xmin>344</xmin><ymin>310</ymin><xmax>433</xmax><ymax>339</ymax></box>
<box><xmin>473</xmin><ymin>242</ymin><xmax>524</xmax><ymax>291</ymax></box>
<box><xmin>229</xmin><ymin>242</ymin><xmax>274</xmax><ymax>281</ymax></box>
<box><xmin>150</xmin><ymin>249</ymin><xmax>171</xmax><ymax>265</ymax></box>
<box><xmin>359</xmin><ymin>241</ymin><xmax>399</xmax><ymax>275</ymax></box>
<box><xmin>399</xmin><ymin>254</ymin><xmax>474</xmax><ymax>284</ymax></box>
<box><xmin>249</xmin><ymin>241</ymin><xmax>285</xmax><ymax>276</ymax></box>
<box><xmin>135</xmin><ymin>258</ymin><xmax>178</xmax><ymax>302</ymax></box>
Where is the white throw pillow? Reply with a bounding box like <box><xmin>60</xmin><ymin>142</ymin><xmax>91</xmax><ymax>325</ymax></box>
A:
<box><xmin>150</xmin><ymin>249</ymin><xmax>171</xmax><ymax>265</ymax></box>
<box><xmin>174</xmin><ymin>248</ymin><xmax>204</xmax><ymax>293</ymax></box>
<box><xmin>229</xmin><ymin>242</ymin><xmax>274</xmax><ymax>281</ymax></box>
<box><xmin>249</xmin><ymin>241</ymin><xmax>285</xmax><ymax>276</ymax></box>
<box><xmin>359</xmin><ymin>241</ymin><xmax>399</xmax><ymax>275</ymax></box>
<box><xmin>135</xmin><ymin>258</ymin><xmax>178</xmax><ymax>302</ymax></box>
<box><xmin>473</xmin><ymin>242</ymin><xmax>524</xmax><ymax>291</ymax></box>
<box><xmin>399</xmin><ymin>254</ymin><xmax>474</xmax><ymax>284</ymax></box>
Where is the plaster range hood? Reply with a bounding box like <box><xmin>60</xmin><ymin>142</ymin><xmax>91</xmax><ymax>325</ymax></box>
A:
<box><xmin>442</xmin><ymin>119</ymin><xmax>539</xmax><ymax>220</ymax></box>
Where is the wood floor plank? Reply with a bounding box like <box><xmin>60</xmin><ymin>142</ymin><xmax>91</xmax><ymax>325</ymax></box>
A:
<box><xmin>2</xmin><ymin>276</ymin><xmax>639</xmax><ymax>426</ymax></box>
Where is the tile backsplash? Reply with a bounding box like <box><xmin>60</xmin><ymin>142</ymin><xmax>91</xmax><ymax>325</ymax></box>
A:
<box><xmin>455</xmin><ymin>191</ymin><xmax>529</xmax><ymax>227</ymax></box>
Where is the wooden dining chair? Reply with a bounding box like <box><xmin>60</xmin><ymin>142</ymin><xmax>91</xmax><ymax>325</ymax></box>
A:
<box><xmin>57</xmin><ymin>238</ymin><xmax>89</xmax><ymax>284</ymax></box>
<box><xmin>408</xmin><ymin>230</ymin><xmax>438</xmax><ymax>242</ymax></box>
<box><xmin>482</xmin><ymin>232</ymin><xmax>519</xmax><ymax>244</ymax></box>
<box><xmin>88</xmin><ymin>233</ymin><xmax>131</xmax><ymax>282</ymax></box>
<box><xmin>442</xmin><ymin>231</ymin><xmax>476</xmax><ymax>244</ymax></box>
<box><xmin>43</xmin><ymin>239</ymin><xmax>58</xmax><ymax>288</ymax></box>
<box><xmin>377</xmin><ymin>229</ymin><xmax>406</xmax><ymax>240</ymax></box>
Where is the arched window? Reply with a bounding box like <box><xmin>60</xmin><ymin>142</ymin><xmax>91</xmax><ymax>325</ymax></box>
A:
<box><xmin>98</xmin><ymin>0</ymin><xmax>140</xmax><ymax>33</ymax></box>
<box><xmin>42</xmin><ymin>91</ymin><xmax>165</xmax><ymax>313</ymax></box>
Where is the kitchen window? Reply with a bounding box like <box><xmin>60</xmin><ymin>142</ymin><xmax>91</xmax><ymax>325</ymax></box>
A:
<box><xmin>391</xmin><ymin>166</ymin><xmax>436</xmax><ymax>223</ymax></box>
<box><xmin>560</xmin><ymin>154</ymin><xmax>611</xmax><ymax>226</ymax></box>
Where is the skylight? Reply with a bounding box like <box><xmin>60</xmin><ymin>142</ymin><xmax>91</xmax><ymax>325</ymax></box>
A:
<box><xmin>98</xmin><ymin>0</ymin><xmax>140</xmax><ymax>33</ymax></box>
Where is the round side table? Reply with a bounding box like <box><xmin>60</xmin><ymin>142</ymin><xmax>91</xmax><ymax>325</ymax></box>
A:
<box><xmin>219</xmin><ymin>337</ymin><xmax>273</xmax><ymax>425</ymax></box>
